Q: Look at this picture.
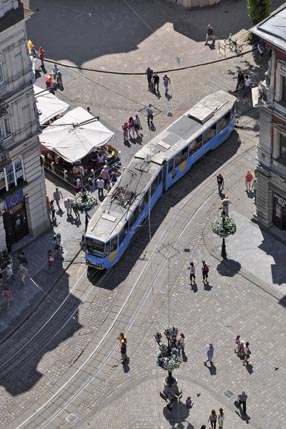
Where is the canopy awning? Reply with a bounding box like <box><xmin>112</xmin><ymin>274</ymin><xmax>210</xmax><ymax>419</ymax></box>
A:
<box><xmin>39</xmin><ymin>107</ymin><xmax>115</xmax><ymax>163</ymax></box>
<box><xmin>34</xmin><ymin>85</ymin><xmax>69</xmax><ymax>126</ymax></box>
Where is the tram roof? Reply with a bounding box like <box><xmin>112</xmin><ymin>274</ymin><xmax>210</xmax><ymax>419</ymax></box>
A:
<box><xmin>135</xmin><ymin>90</ymin><xmax>236</xmax><ymax>165</ymax></box>
<box><xmin>86</xmin><ymin>158</ymin><xmax>161</xmax><ymax>240</ymax></box>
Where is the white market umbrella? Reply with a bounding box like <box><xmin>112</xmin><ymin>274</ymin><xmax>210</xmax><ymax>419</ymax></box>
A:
<box><xmin>34</xmin><ymin>85</ymin><xmax>69</xmax><ymax>126</ymax></box>
<box><xmin>40</xmin><ymin>107</ymin><xmax>115</xmax><ymax>163</ymax></box>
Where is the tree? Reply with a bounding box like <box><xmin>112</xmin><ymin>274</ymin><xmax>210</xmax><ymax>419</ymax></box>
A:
<box><xmin>247</xmin><ymin>0</ymin><xmax>271</xmax><ymax>25</ymax></box>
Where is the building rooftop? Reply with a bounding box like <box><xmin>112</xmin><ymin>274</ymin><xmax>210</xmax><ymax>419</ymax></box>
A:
<box><xmin>0</xmin><ymin>1</ymin><xmax>31</xmax><ymax>33</ymax></box>
<box><xmin>250</xmin><ymin>3</ymin><xmax>286</xmax><ymax>52</ymax></box>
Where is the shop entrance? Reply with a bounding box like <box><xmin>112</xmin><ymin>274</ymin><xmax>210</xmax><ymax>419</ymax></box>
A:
<box><xmin>3</xmin><ymin>200</ymin><xmax>29</xmax><ymax>247</ymax></box>
<box><xmin>273</xmin><ymin>192</ymin><xmax>286</xmax><ymax>230</ymax></box>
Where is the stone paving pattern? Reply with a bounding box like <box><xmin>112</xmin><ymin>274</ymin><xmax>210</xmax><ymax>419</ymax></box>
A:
<box><xmin>1</xmin><ymin>0</ymin><xmax>285</xmax><ymax>428</ymax></box>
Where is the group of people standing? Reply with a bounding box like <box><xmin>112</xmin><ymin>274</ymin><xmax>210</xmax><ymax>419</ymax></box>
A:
<box><xmin>234</xmin><ymin>70</ymin><xmax>252</xmax><ymax>95</ymax></box>
<box><xmin>146</xmin><ymin>67</ymin><xmax>171</xmax><ymax>97</ymax></box>
<box><xmin>45</xmin><ymin>63</ymin><xmax>64</xmax><ymax>93</ymax></box>
<box><xmin>122</xmin><ymin>114</ymin><xmax>142</xmax><ymax>142</ymax></box>
<box><xmin>188</xmin><ymin>260</ymin><xmax>210</xmax><ymax>286</ymax></box>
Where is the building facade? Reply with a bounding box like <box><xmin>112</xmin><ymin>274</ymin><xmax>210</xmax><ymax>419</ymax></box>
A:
<box><xmin>251</xmin><ymin>4</ymin><xmax>286</xmax><ymax>231</ymax></box>
<box><xmin>0</xmin><ymin>0</ymin><xmax>49</xmax><ymax>251</ymax></box>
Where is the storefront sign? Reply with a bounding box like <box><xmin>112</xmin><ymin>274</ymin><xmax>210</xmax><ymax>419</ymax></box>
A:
<box><xmin>6</xmin><ymin>189</ymin><xmax>24</xmax><ymax>209</ymax></box>
<box><xmin>273</xmin><ymin>192</ymin><xmax>286</xmax><ymax>207</ymax></box>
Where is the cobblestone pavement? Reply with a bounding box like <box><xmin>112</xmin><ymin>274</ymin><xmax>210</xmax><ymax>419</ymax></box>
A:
<box><xmin>1</xmin><ymin>1</ymin><xmax>285</xmax><ymax>428</ymax></box>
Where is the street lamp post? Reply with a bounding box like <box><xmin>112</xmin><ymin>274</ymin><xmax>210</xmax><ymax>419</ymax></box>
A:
<box><xmin>211</xmin><ymin>211</ymin><xmax>237</xmax><ymax>260</ymax></box>
<box><xmin>155</xmin><ymin>327</ymin><xmax>183</xmax><ymax>398</ymax></box>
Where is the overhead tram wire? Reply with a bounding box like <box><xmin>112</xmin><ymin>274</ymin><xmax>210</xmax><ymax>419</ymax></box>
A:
<box><xmin>44</xmin><ymin>45</ymin><xmax>258</xmax><ymax>77</ymax></box>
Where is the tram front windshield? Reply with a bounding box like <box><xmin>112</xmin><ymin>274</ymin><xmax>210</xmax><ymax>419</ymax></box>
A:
<box><xmin>85</xmin><ymin>237</ymin><xmax>105</xmax><ymax>257</ymax></box>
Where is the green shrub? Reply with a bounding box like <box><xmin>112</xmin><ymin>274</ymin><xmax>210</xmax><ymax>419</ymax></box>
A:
<box><xmin>247</xmin><ymin>0</ymin><xmax>271</xmax><ymax>24</ymax></box>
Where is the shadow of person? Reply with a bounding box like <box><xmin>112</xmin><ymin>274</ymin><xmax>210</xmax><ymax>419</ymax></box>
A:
<box><xmin>208</xmin><ymin>362</ymin><xmax>217</xmax><ymax>375</ymax></box>
<box><xmin>219</xmin><ymin>191</ymin><xmax>226</xmax><ymax>199</ymax></box>
<box><xmin>182</xmin><ymin>353</ymin><xmax>188</xmax><ymax>363</ymax></box>
<box><xmin>166</xmin><ymin>93</ymin><xmax>172</xmax><ymax>100</ymax></box>
<box><xmin>203</xmin><ymin>281</ymin><xmax>212</xmax><ymax>291</ymax></box>
<box><xmin>136</xmin><ymin>135</ymin><xmax>143</xmax><ymax>144</ymax></box>
<box><xmin>156</xmin><ymin>90</ymin><xmax>161</xmax><ymax>99</ymax></box>
<box><xmin>245</xmin><ymin>362</ymin><xmax>253</xmax><ymax>374</ymax></box>
<box><xmin>150</xmin><ymin>124</ymin><xmax>156</xmax><ymax>132</ymax></box>
<box><xmin>209</xmin><ymin>43</ymin><xmax>216</xmax><ymax>50</ymax></box>
<box><xmin>123</xmin><ymin>359</ymin><xmax>130</xmax><ymax>373</ymax></box>
<box><xmin>123</xmin><ymin>139</ymin><xmax>131</xmax><ymax>147</ymax></box>
<box><xmin>191</xmin><ymin>282</ymin><xmax>198</xmax><ymax>293</ymax></box>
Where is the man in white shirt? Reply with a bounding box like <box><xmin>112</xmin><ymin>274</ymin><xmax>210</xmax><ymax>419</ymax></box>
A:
<box><xmin>244</xmin><ymin>75</ymin><xmax>252</xmax><ymax>96</ymax></box>
<box><xmin>96</xmin><ymin>176</ymin><xmax>105</xmax><ymax>199</ymax></box>
<box><xmin>146</xmin><ymin>104</ymin><xmax>154</xmax><ymax>128</ymax></box>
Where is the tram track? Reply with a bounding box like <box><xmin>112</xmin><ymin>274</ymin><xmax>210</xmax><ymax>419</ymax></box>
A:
<box><xmin>0</xmin><ymin>120</ymin><xmax>256</xmax><ymax>428</ymax></box>
<box><xmin>14</xmin><ymin>131</ymin><xmax>257</xmax><ymax>429</ymax></box>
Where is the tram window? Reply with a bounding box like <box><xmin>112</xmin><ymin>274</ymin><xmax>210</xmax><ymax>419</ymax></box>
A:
<box><xmin>104</xmin><ymin>241</ymin><xmax>110</xmax><ymax>256</ymax></box>
<box><xmin>151</xmin><ymin>177</ymin><xmax>158</xmax><ymax>195</ymax></box>
<box><xmin>175</xmin><ymin>147</ymin><xmax>188</xmax><ymax>167</ymax></box>
<box><xmin>168</xmin><ymin>158</ymin><xmax>174</xmax><ymax>174</ymax></box>
<box><xmin>189</xmin><ymin>135</ymin><xmax>202</xmax><ymax>155</ymax></box>
<box><xmin>110</xmin><ymin>236</ymin><xmax>118</xmax><ymax>252</ymax></box>
<box><xmin>85</xmin><ymin>238</ymin><xmax>105</xmax><ymax>255</ymax></box>
<box><xmin>129</xmin><ymin>207</ymin><xmax>139</xmax><ymax>228</ymax></box>
<box><xmin>119</xmin><ymin>222</ymin><xmax>128</xmax><ymax>244</ymax></box>
<box><xmin>203</xmin><ymin>123</ymin><xmax>217</xmax><ymax>144</ymax></box>
<box><xmin>217</xmin><ymin>112</ymin><xmax>231</xmax><ymax>132</ymax></box>
<box><xmin>158</xmin><ymin>170</ymin><xmax>162</xmax><ymax>183</ymax></box>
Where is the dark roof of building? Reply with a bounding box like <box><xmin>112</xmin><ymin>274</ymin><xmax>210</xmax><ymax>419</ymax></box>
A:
<box><xmin>250</xmin><ymin>3</ymin><xmax>286</xmax><ymax>52</ymax></box>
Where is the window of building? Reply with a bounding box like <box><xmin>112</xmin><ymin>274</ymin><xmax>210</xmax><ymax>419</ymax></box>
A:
<box><xmin>0</xmin><ymin>116</ymin><xmax>11</xmax><ymax>140</ymax></box>
<box><xmin>282</xmin><ymin>76</ymin><xmax>286</xmax><ymax>103</ymax></box>
<box><xmin>0</xmin><ymin>64</ymin><xmax>4</xmax><ymax>82</ymax></box>
<box><xmin>0</xmin><ymin>159</ymin><xmax>24</xmax><ymax>193</ymax></box>
<box><xmin>280</xmin><ymin>133</ymin><xmax>286</xmax><ymax>160</ymax></box>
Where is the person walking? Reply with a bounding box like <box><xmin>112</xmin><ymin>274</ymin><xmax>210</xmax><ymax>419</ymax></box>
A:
<box><xmin>18</xmin><ymin>263</ymin><xmax>29</xmax><ymax>287</ymax></box>
<box><xmin>221</xmin><ymin>196</ymin><xmax>230</xmax><ymax>216</ymax></box>
<box><xmin>85</xmin><ymin>209</ymin><xmax>91</xmax><ymax>233</ymax></box>
<box><xmin>177</xmin><ymin>333</ymin><xmax>185</xmax><ymax>356</ymax></box>
<box><xmin>153</xmin><ymin>73</ymin><xmax>160</xmax><ymax>93</ymax></box>
<box><xmin>2</xmin><ymin>286</ymin><xmax>12</xmax><ymax>310</ymax></box>
<box><xmin>96</xmin><ymin>176</ymin><xmax>105</xmax><ymax>199</ymax></box>
<box><xmin>64</xmin><ymin>198</ymin><xmax>73</xmax><ymax>218</ymax></box>
<box><xmin>237</xmin><ymin>391</ymin><xmax>248</xmax><ymax>415</ymax></box>
<box><xmin>208</xmin><ymin>409</ymin><xmax>217</xmax><ymax>429</ymax></box>
<box><xmin>242</xmin><ymin>341</ymin><xmax>251</xmax><ymax>365</ymax></box>
<box><xmin>48</xmin><ymin>249</ymin><xmax>54</xmax><ymax>268</ymax></box>
<box><xmin>101</xmin><ymin>165</ymin><xmax>110</xmax><ymax>189</ymax></box>
<box><xmin>6</xmin><ymin>263</ymin><xmax>13</xmax><ymax>283</ymax></box>
<box><xmin>185</xmin><ymin>396</ymin><xmax>192</xmax><ymax>409</ymax></box>
<box><xmin>205</xmin><ymin>24</ymin><xmax>215</xmax><ymax>46</ymax></box>
<box><xmin>50</xmin><ymin>200</ymin><xmax>57</xmax><ymax>225</ymax></box>
<box><xmin>252</xmin><ymin>178</ymin><xmax>257</xmax><ymax>203</ymax></box>
<box><xmin>146</xmin><ymin>104</ymin><xmax>154</xmax><ymax>128</ymax></box>
<box><xmin>118</xmin><ymin>332</ymin><xmax>128</xmax><ymax>363</ymax></box>
<box><xmin>235</xmin><ymin>70</ymin><xmax>245</xmax><ymax>92</ymax></box>
<box><xmin>163</xmin><ymin>74</ymin><xmax>171</xmax><ymax>96</ymax></box>
<box><xmin>216</xmin><ymin>174</ymin><xmax>224</xmax><ymax>194</ymax></box>
<box><xmin>201</xmin><ymin>260</ymin><xmax>209</xmax><ymax>284</ymax></box>
<box><xmin>245</xmin><ymin>170</ymin><xmax>253</xmax><ymax>192</ymax></box>
<box><xmin>122</xmin><ymin>122</ymin><xmax>129</xmax><ymax>142</ymax></box>
<box><xmin>53</xmin><ymin>188</ymin><xmax>64</xmax><ymax>212</ymax></box>
<box><xmin>234</xmin><ymin>335</ymin><xmax>241</xmax><ymax>353</ymax></box>
<box><xmin>72</xmin><ymin>203</ymin><xmax>80</xmax><ymax>222</ymax></box>
<box><xmin>244</xmin><ymin>75</ymin><xmax>252</xmax><ymax>96</ymax></box>
<box><xmin>146</xmin><ymin>67</ymin><xmax>153</xmax><ymax>91</ymax></box>
<box><xmin>204</xmin><ymin>343</ymin><xmax>214</xmax><ymax>366</ymax></box>
<box><xmin>189</xmin><ymin>262</ymin><xmax>196</xmax><ymax>285</ymax></box>
<box><xmin>217</xmin><ymin>408</ymin><xmax>224</xmax><ymax>429</ymax></box>
<box><xmin>134</xmin><ymin>114</ymin><xmax>142</xmax><ymax>138</ymax></box>
<box><xmin>128</xmin><ymin>116</ymin><xmax>135</xmax><ymax>139</ymax></box>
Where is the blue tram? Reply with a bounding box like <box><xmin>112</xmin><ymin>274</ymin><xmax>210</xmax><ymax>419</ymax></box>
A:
<box><xmin>84</xmin><ymin>90</ymin><xmax>236</xmax><ymax>270</ymax></box>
